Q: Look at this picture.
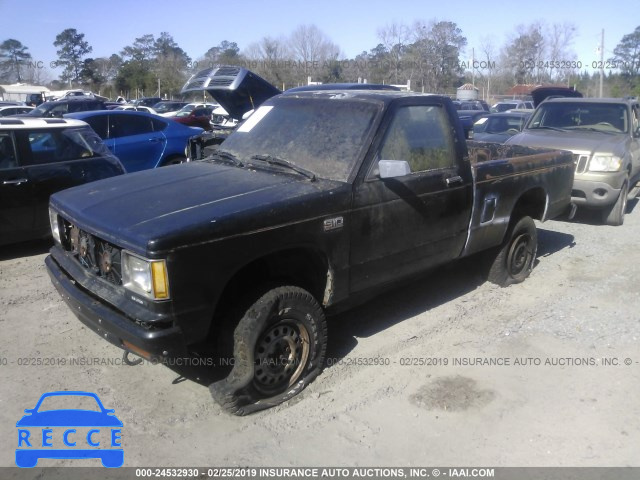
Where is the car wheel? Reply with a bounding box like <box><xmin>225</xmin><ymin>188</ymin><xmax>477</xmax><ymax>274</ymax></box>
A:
<box><xmin>210</xmin><ymin>285</ymin><xmax>327</xmax><ymax>415</ymax></box>
<box><xmin>602</xmin><ymin>179</ymin><xmax>628</xmax><ymax>226</ymax></box>
<box><xmin>486</xmin><ymin>215</ymin><xmax>537</xmax><ymax>287</ymax></box>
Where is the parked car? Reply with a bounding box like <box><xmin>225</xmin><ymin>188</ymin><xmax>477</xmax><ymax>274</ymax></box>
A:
<box><xmin>0</xmin><ymin>105</ymin><xmax>34</xmax><ymax>116</ymax></box>
<box><xmin>65</xmin><ymin>110</ymin><xmax>203</xmax><ymax>172</ymax></box>
<box><xmin>46</xmin><ymin>90</ymin><xmax>574</xmax><ymax>415</ymax></box>
<box><xmin>453</xmin><ymin>100</ymin><xmax>490</xmax><ymax>112</ymax></box>
<box><xmin>491</xmin><ymin>100</ymin><xmax>532</xmax><ymax>112</ymax></box>
<box><xmin>19</xmin><ymin>98</ymin><xmax>107</xmax><ymax>118</ymax></box>
<box><xmin>172</xmin><ymin>106</ymin><xmax>215</xmax><ymax>130</ymax></box>
<box><xmin>113</xmin><ymin>105</ymin><xmax>157</xmax><ymax>114</ymax></box>
<box><xmin>473</xmin><ymin>111</ymin><xmax>533</xmax><ymax>143</ymax></box>
<box><xmin>152</xmin><ymin>101</ymin><xmax>188</xmax><ymax>117</ymax></box>
<box><xmin>172</xmin><ymin>102</ymin><xmax>217</xmax><ymax>118</ymax></box>
<box><xmin>132</xmin><ymin>97</ymin><xmax>161</xmax><ymax>108</ymax></box>
<box><xmin>210</xmin><ymin>106</ymin><xmax>238</xmax><ymax>129</ymax></box>
<box><xmin>456</xmin><ymin>110</ymin><xmax>488</xmax><ymax>138</ymax></box>
<box><xmin>286</xmin><ymin>83</ymin><xmax>400</xmax><ymax>93</ymax></box>
<box><xmin>507</xmin><ymin>97</ymin><xmax>640</xmax><ymax>225</ymax></box>
<box><xmin>0</xmin><ymin>117</ymin><xmax>125</xmax><ymax>246</ymax></box>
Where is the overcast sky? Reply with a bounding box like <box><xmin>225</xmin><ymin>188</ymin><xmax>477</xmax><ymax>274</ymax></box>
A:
<box><xmin>1</xmin><ymin>0</ymin><xmax>637</xmax><ymax>75</ymax></box>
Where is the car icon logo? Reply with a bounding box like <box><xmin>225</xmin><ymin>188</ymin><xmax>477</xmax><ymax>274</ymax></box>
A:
<box><xmin>16</xmin><ymin>391</ymin><xmax>123</xmax><ymax>468</ymax></box>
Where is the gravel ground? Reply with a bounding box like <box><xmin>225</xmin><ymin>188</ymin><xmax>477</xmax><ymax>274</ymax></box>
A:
<box><xmin>0</xmin><ymin>204</ymin><xmax>639</xmax><ymax>469</ymax></box>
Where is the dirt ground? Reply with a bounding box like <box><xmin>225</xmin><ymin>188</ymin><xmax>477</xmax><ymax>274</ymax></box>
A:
<box><xmin>1</xmin><ymin>204</ymin><xmax>639</xmax><ymax>470</ymax></box>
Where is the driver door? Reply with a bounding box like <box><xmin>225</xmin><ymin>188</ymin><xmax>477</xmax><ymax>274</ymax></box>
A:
<box><xmin>349</xmin><ymin>101</ymin><xmax>473</xmax><ymax>293</ymax></box>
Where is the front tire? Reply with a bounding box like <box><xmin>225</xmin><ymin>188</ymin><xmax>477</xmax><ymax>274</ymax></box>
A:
<box><xmin>602</xmin><ymin>179</ymin><xmax>628</xmax><ymax>226</ymax></box>
<box><xmin>486</xmin><ymin>215</ymin><xmax>537</xmax><ymax>287</ymax></box>
<box><xmin>210</xmin><ymin>286</ymin><xmax>327</xmax><ymax>415</ymax></box>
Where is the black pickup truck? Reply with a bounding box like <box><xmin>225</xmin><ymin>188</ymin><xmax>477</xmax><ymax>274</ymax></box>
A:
<box><xmin>46</xmin><ymin>90</ymin><xmax>574</xmax><ymax>415</ymax></box>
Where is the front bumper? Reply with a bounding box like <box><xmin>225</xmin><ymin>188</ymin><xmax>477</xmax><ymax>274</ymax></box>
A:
<box><xmin>571</xmin><ymin>173</ymin><xmax>626</xmax><ymax>208</ymax></box>
<box><xmin>46</xmin><ymin>253</ymin><xmax>188</xmax><ymax>361</ymax></box>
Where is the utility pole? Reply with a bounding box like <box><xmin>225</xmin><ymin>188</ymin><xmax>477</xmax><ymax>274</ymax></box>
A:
<box><xmin>472</xmin><ymin>48</ymin><xmax>475</xmax><ymax>87</ymax></box>
<box><xmin>599</xmin><ymin>29</ymin><xmax>604</xmax><ymax>98</ymax></box>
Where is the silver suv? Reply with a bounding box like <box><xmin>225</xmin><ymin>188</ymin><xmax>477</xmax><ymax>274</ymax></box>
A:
<box><xmin>507</xmin><ymin>97</ymin><xmax>640</xmax><ymax>225</ymax></box>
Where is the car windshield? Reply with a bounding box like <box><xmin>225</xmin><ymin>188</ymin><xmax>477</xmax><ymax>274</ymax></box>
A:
<box><xmin>175</xmin><ymin>105</ymin><xmax>197</xmax><ymax>117</ymax></box>
<box><xmin>483</xmin><ymin>115</ymin><xmax>528</xmax><ymax>134</ymax></box>
<box><xmin>494</xmin><ymin>103</ymin><xmax>517</xmax><ymax>112</ymax></box>
<box><xmin>528</xmin><ymin>102</ymin><xmax>629</xmax><ymax>133</ymax></box>
<box><xmin>154</xmin><ymin>102</ymin><xmax>179</xmax><ymax>113</ymax></box>
<box><xmin>27</xmin><ymin>102</ymin><xmax>60</xmax><ymax>117</ymax></box>
<box><xmin>219</xmin><ymin>96</ymin><xmax>381</xmax><ymax>182</ymax></box>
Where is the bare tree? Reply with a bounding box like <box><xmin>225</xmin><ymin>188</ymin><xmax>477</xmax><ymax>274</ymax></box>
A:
<box><xmin>377</xmin><ymin>22</ymin><xmax>412</xmax><ymax>84</ymax></box>
<box><xmin>244</xmin><ymin>36</ymin><xmax>293</xmax><ymax>87</ymax></box>
<box><xmin>546</xmin><ymin>22</ymin><xmax>577</xmax><ymax>81</ymax></box>
<box><xmin>501</xmin><ymin>22</ymin><xmax>546</xmax><ymax>85</ymax></box>
<box><xmin>289</xmin><ymin>24</ymin><xmax>341</xmax><ymax>84</ymax></box>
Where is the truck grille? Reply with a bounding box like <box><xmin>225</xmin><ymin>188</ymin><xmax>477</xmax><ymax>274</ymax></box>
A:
<box><xmin>60</xmin><ymin>219</ymin><xmax>123</xmax><ymax>286</ymax></box>
<box><xmin>573</xmin><ymin>154</ymin><xmax>589</xmax><ymax>174</ymax></box>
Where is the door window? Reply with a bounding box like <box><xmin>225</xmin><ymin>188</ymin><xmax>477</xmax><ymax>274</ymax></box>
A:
<box><xmin>151</xmin><ymin>118</ymin><xmax>168</xmax><ymax>132</ymax></box>
<box><xmin>0</xmin><ymin>133</ymin><xmax>18</xmax><ymax>169</ymax></box>
<box><xmin>22</xmin><ymin>128</ymin><xmax>108</xmax><ymax>165</ymax></box>
<box><xmin>110</xmin><ymin>115</ymin><xmax>154</xmax><ymax>138</ymax></box>
<box><xmin>84</xmin><ymin>115</ymin><xmax>109</xmax><ymax>139</ymax></box>
<box><xmin>378</xmin><ymin>105</ymin><xmax>456</xmax><ymax>173</ymax></box>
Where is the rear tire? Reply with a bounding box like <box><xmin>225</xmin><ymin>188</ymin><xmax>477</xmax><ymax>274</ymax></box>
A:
<box><xmin>602</xmin><ymin>179</ymin><xmax>628</xmax><ymax>226</ymax></box>
<box><xmin>210</xmin><ymin>286</ymin><xmax>327</xmax><ymax>415</ymax></box>
<box><xmin>486</xmin><ymin>215</ymin><xmax>537</xmax><ymax>287</ymax></box>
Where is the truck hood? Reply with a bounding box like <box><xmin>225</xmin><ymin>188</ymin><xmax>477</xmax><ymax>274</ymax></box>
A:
<box><xmin>507</xmin><ymin>129</ymin><xmax>627</xmax><ymax>157</ymax></box>
<box><xmin>50</xmin><ymin>161</ymin><xmax>348</xmax><ymax>255</ymax></box>
<box><xmin>181</xmin><ymin>66</ymin><xmax>281</xmax><ymax>120</ymax></box>
<box><xmin>530</xmin><ymin>86</ymin><xmax>582</xmax><ymax>107</ymax></box>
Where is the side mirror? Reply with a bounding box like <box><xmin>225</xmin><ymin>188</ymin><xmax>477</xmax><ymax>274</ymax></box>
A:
<box><xmin>378</xmin><ymin>159</ymin><xmax>411</xmax><ymax>179</ymax></box>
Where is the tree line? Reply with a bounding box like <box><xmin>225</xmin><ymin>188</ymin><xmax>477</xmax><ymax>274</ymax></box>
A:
<box><xmin>1</xmin><ymin>22</ymin><xmax>639</xmax><ymax>100</ymax></box>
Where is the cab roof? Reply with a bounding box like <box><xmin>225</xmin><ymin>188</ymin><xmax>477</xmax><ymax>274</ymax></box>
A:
<box><xmin>0</xmin><ymin>117</ymin><xmax>88</xmax><ymax>129</ymax></box>
<box><xmin>543</xmin><ymin>97</ymin><xmax>637</xmax><ymax>105</ymax></box>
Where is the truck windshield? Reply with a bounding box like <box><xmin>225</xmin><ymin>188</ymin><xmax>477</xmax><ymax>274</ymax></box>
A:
<box><xmin>528</xmin><ymin>102</ymin><xmax>629</xmax><ymax>133</ymax></box>
<box><xmin>220</xmin><ymin>96</ymin><xmax>381</xmax><ymax>182</ymax></box>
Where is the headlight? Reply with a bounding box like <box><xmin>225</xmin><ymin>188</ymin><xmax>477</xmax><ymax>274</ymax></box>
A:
<box><xmin>588</xmin><ymin>155</ymin><xmax>622</xmax><ymax>172</ymax></box>
<box><xmin>49</xmin><ymin>208</ymin><xmax>61</xmax><ymax>244</ymax></box>
<box><xmin>121</xmin><ymin>251</ymin><xmax>170</xmax><ymax>300</ymax></box>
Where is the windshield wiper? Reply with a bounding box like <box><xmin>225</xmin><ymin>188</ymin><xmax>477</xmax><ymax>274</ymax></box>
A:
<box><xmin>567</xmin><ymin>126</ymin><xmax>618</xmax><ymax>135</ymax></box>
<box><xmin>249</xmin><ymin>154</ymin><xmax>316</xmax><ymax>181</ymax></box>
<box><xmin>207</xmin><ymin>149</ymin><xmax>244</xmax><ymax>167</ymax></box>
<box><xmin>532</xmin><ymin>126</ymin><xmax>568</xmax><ymax>132</ymax></box>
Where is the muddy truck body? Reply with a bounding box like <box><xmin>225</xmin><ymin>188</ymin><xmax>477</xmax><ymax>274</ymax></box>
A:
<box><xmin>46</xmin><ymin>90</ymin><xmax>574</xmax><ymax>414</ymax></box>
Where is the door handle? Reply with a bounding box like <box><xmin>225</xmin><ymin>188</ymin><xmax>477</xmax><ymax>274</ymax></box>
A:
<box><xmin>445</xmin><ymin>175</ymin><xmax>463</xmax><ymax>186</ymax></box>
<box><xmin>3</xmin><ymin>178</ymin><xmax>28</xmax><ymax>185</ymax></box>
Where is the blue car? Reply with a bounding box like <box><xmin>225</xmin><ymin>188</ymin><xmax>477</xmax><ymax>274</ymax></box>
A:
<box><xmin>65</xmin><ymin>110</ymin><xmax>203</xmax><ymax>172</ymax></box>
<box><xmin>16</xmin><ymin>391</ymin><xmax>123</xmax><ymax>468</ymax></box>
